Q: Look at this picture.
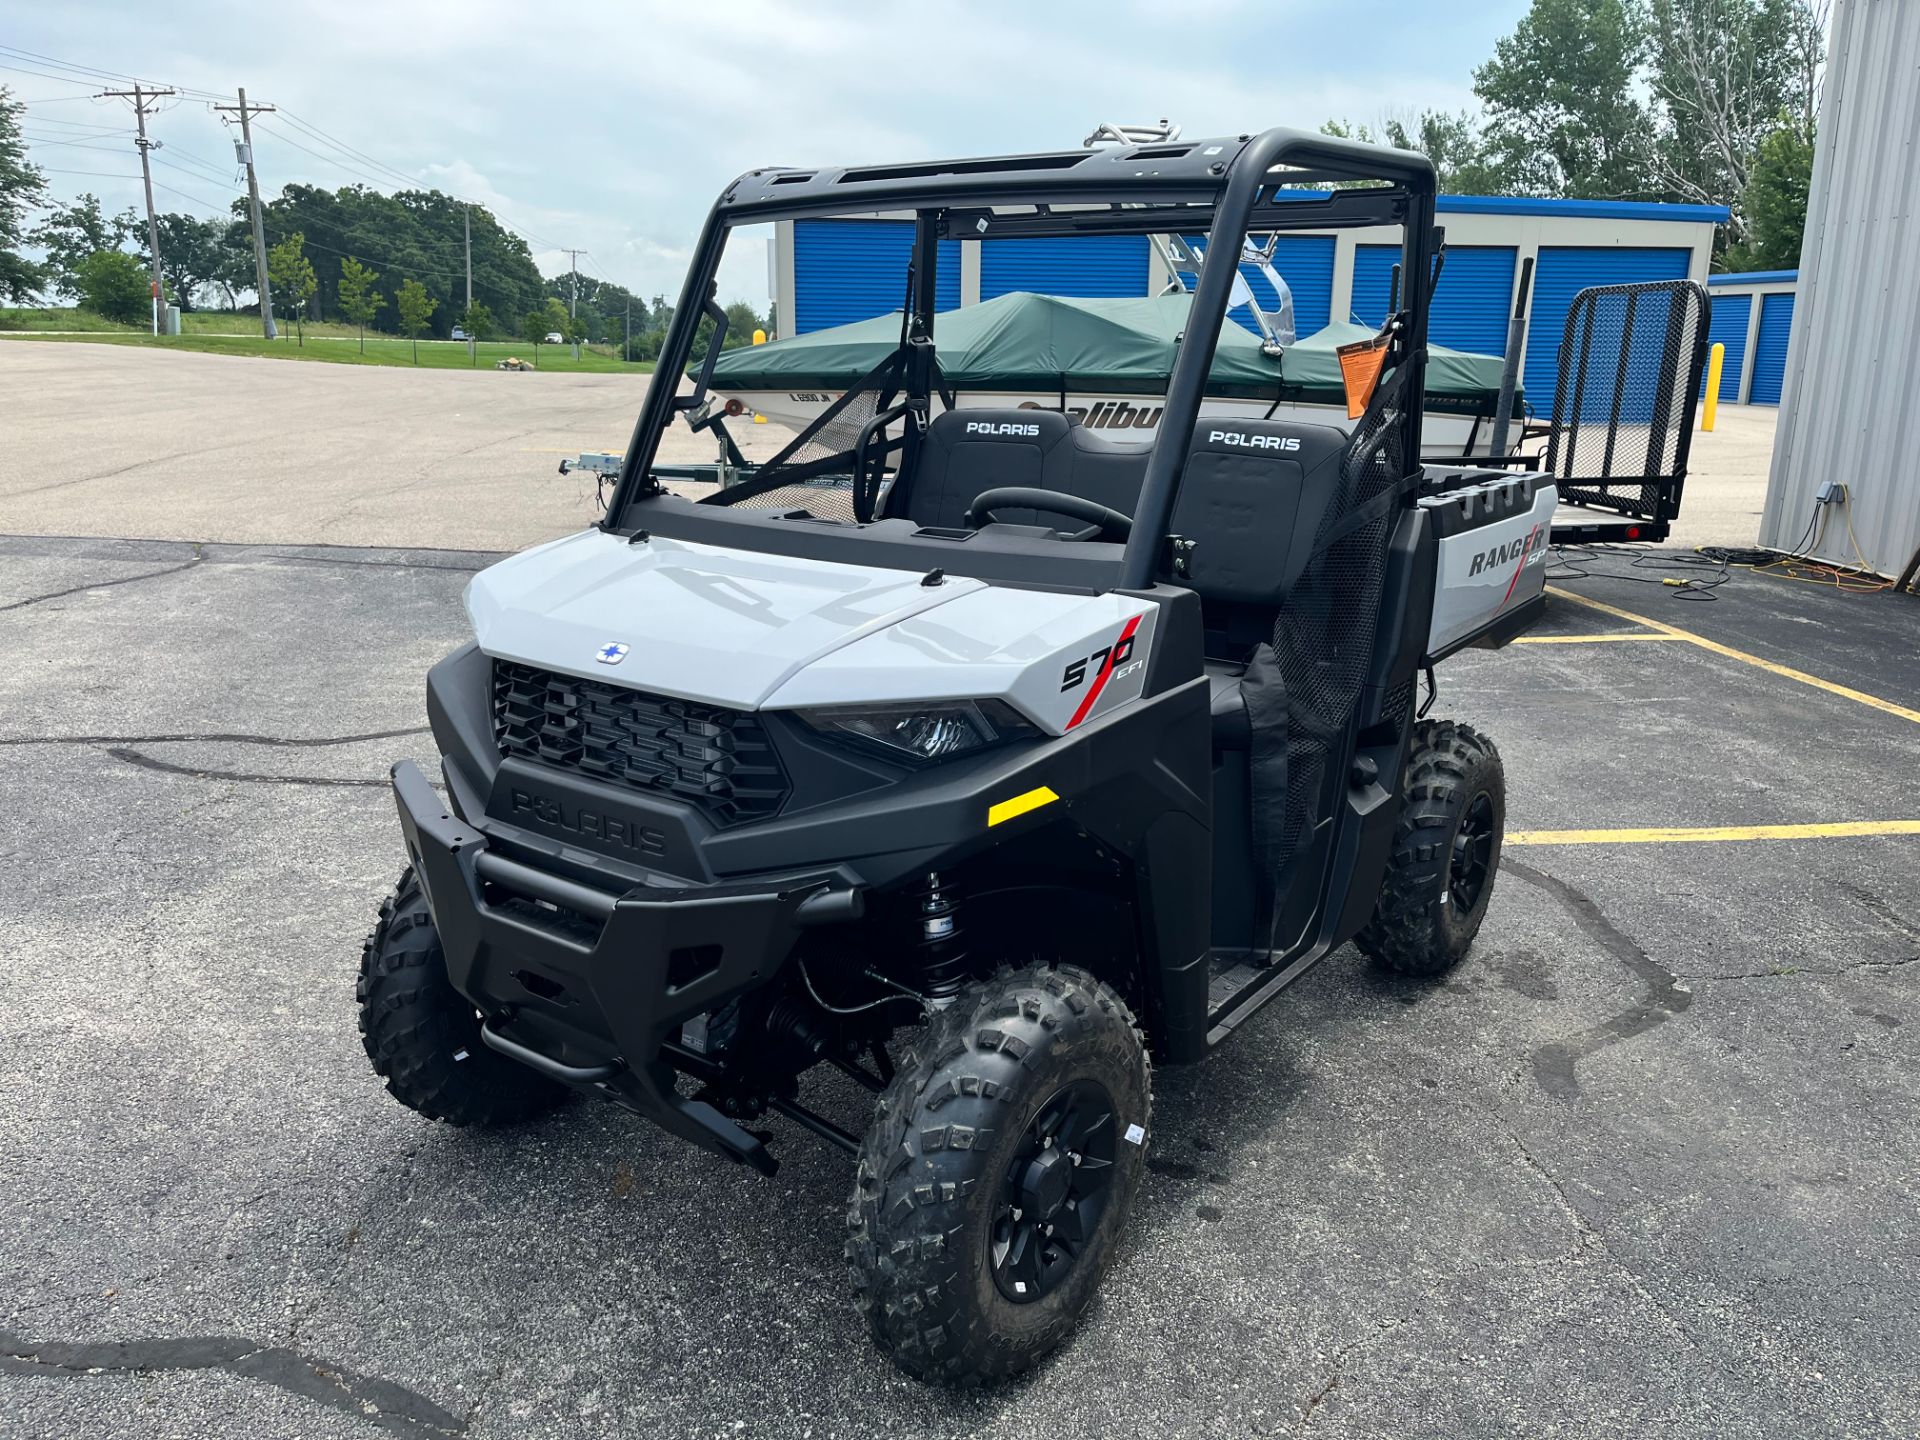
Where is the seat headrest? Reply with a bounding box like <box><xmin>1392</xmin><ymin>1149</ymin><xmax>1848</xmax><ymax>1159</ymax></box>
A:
<box><xmin>1166</xmin><ymin>418</ymin><xmax>1351</xmax><ymax>607</ymax></box>
<box><xmin>1186</xmin><ymin>418</ymin><xmax>1349</xmax><ymax>466</ymax></box>
<box><xmin>926</xmin><ymin>407</ymin><xmax>1075</xmax><ymax>449</ymax></box>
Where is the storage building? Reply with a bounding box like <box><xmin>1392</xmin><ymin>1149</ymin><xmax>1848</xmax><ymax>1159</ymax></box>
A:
<box><xmin>1703</xmin><ymin>271</ymin><xmax>1799</xmax><ymax>405</ymax></box>
<box><xmin>772</xmin><ymin>194</ymin><xmax>1727</xmax><ymax>410</ymax></box>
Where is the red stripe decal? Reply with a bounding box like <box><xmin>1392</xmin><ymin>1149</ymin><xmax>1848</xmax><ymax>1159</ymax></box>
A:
<box><xmin>1498</xmin><ymin>524</ymin><xmax>1543</xmax><ymax>609</ymax></box>
<box><xmin>1065</xmin><ymin>614</ymin><xmax>1143</xmax><ymax>730</ymax></box>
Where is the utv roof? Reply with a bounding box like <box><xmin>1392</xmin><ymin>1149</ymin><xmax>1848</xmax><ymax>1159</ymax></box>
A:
<box><xmin>716</xmin><ymin>128</ymin><xmax>1436</xmax><ymax>231</ymax></box>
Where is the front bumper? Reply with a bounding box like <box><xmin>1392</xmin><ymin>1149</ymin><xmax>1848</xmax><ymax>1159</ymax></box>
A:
<box><xmin>391</xmin><ymin>759</ymin><xmax>848</xmax><ymax>1173</ymax></box>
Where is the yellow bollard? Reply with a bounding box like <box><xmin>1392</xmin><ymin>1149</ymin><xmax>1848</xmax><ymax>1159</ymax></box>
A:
<box><xmin>752</xmin><ymin>328</ymin><xmax>767</xmax><ymax>346</ymax></box>
<box><xmin>1702</xmin><ymin>342</ymin><xmax>1724</xmax><ymax>431</ymax></box>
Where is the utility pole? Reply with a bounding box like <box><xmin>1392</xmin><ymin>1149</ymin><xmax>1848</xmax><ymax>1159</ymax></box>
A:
<box><xmin>463</xmin><ymin>204</ymin><xmax>473</xmax><ymax>363</ymax></box>
<box><xmin>98</xmin><ymin>84</ymin><xmax>175</xmax><ymax>334</ymax></box>
<box><xmin>562</xmin><ymin>247</ymin><xmax>585</xmax><ymax>359</ymax></box>
<box><xmin>213</xmin><ymin>89</ymin><xmax>277</xmax><ymax>339</ymax></box>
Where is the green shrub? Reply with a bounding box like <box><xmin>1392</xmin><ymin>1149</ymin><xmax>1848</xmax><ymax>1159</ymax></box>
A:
<box><xmin>74</xmin><ymin>250</ymin><xmax>151</xmax><ymax>325</ymax></box>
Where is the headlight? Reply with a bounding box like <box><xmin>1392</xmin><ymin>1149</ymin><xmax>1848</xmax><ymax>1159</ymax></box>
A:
<box><xmin>794</xmin><ymin>698</ymin><xmax>1036</xmax><ymax>765</ymax></box>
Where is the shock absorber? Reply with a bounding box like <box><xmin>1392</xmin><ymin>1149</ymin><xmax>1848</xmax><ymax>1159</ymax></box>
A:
<box><xmin>912</xmin><ymin>871</ymin><xmax>968</xmax><ymax>1004</ymax></box>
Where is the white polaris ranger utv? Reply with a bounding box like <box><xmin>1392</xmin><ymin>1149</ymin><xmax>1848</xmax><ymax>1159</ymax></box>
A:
<box><xmin>357</xmin><ymin>128</ymin><xmax>1554</xmax><ymax>1384</ymax></box>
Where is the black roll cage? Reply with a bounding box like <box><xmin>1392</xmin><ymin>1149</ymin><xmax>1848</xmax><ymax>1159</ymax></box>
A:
<box><xmin>608</xmin><ymin>127</ymin><xmax>1439</xmax><ymax>587</ymax></box>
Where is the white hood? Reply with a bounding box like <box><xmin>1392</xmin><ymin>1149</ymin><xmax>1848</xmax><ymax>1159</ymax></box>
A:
<box><xmin>466</xmin><ymin>529</ymin><xmax>984</xmax><ymax>709</ymax></box>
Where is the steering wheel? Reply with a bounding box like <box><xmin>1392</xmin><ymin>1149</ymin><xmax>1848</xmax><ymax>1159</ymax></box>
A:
<box><xmin>963</xmin><ymin>487</ymin><xmax>1133</xmax><ymax>543</ymax></box>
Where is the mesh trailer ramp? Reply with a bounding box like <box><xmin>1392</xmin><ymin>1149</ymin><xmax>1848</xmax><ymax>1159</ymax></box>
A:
<box><xmin>1474</xmin><ymin>278</ymin><xmax>1711</xmax><ymax>544</ymax></box>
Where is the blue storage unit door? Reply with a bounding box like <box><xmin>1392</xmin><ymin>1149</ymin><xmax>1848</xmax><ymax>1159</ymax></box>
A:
<box><xmin>980</xmin><ymin>236</ymin><xmax>1150</xmax><ymax>300</ymax></box>
<box><xmin>1749</xmin><ymin>292</ymin><xmax>1796</xmax><ymax>405</ymax></box>
<box><xmin>1523</xmin><ymin>247</ymin><xmax>1692</xmax><ymax>412</ymax></box>
<box><xmin>792</xmin><ymin>220</ymin><xmax>961</xmax><ymax>333</ymax></box>
<box><xmin>1352</xmin><ymin>244</ymin><xmax>1518</xmax><ymax>354</ymax></box>
<box><xmin>1701</xmin><ymin>292</ymin><xmax>1752</xmax><ymax>401</ymax></box>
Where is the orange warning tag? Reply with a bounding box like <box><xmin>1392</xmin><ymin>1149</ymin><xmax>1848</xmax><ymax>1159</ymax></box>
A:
<box><xmin>1336</xmin><ymin>333</ymin><xmax>1391</xmax><ymax>419</ymax></box>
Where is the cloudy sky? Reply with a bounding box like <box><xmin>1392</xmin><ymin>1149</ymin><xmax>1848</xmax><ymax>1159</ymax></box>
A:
<box><xmin>7</xmin><ymin>1</ymin><xmax>1529</xmax><ymax>307</ymax></box>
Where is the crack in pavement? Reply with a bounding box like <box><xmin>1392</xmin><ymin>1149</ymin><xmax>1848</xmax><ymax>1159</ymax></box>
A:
<box><xmin>0</xmin><ymin>727</ymin><xmax>428</xmax><ymax>749</ymax></box>
<box><xmin>104</xmin><ymin>747</ymin><xmax>394</xmax><ymax>788</ymax></box>
<box><xmin>1504</xmin><ymin>859</ymin><xmax>1692</xmax><ymax>1099</ymax></box>
<box><xmin>263</xmin><ymin>552</ymin><xmax>488</xmax><ymax>574</ymax></box>
<box><xmin>0</xmin><ymin>550</ymin><xmax>205</xmax><ymax>613</ymax></box>
<box><xmin>0</xmin><ymin>728</ymin><xmax>428</xmax><ymax>789</ymax></box>
<box><xmin>0</xmin><ymin>1328</ymin><xmax>465</xmax><ymax>1437</ymax></box>
<box><xmin>1487</xmin><ymin>1112</ymin><xmax>1709</xmax><ymax>1359</ymax></box>
<box><xmin>1687</xmin><ymin>955</ymin><xmax>1919</xmax><ymax>982</ymax></box>
<box><xmin>1293</xmin><ymin>1319</ymin><xmax>1405</xmax><ymax>1434</ymax></box>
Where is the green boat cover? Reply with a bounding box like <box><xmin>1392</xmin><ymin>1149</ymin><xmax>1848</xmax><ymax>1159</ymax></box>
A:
<box><xmin>711</xmin><ymin>292</ymin><xmax>1512</xmax><ymax>406</ymax></box>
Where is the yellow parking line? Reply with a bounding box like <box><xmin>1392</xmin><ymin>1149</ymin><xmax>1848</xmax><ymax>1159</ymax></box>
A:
<box><xmin>1509</xmin><ymin>819</ymin><xmax>1920</xmax><ymax>845</ymax></box>
<box><xmin>1548</xmin><ymin>587</ymin><xmax>1920</xmax><ymax>726</ymax></box>
<box><xmin>1511</xmin><ymin>632</ymin><xmax>1683</xmax><ymax>644</ymax></box>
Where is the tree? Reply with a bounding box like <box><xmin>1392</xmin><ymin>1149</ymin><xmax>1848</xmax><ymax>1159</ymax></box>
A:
<box><xmin>566</xmin><ymin>311</ymin><xmax>589</xmax><ymax>350</ymax></box>
<box><xmin>396</xmin><ymin>277</ymin><xmax>436</xmax><ymax>363</ymax></box>
<box><xmin>0</xmin><ymin>86</ymin><xmax>47</xmax><ymax>303</ymax></box>
<box><xmin>1474</xmin><ymin>0</ymin><xmax>1656</xmax><ymax>199</ymax></box>
<box><xmin>520</xmin><ymin>297</ymin><xmax>569</xmax><ymax>364</ymax></box>
<box><xmin>152</xmin><ymin>213</ymin><xmax>228</xmax><ymax>312</ymax></box>
<box><xmin>1647</xmin><ymin>0</ymin><xmax>1824</xmax><ymax>250</ymax></box>
<box><xmin>266</xmin><ymin>230</ymin><xmax>317</xmax><ymax>345</ymax></box>
<box><xmin>260</xmin><ymin>183</ymin><xmax>545</xmax><ymax>342</ymax></box>
<box><xmin>1320</xmin><ymin>113</ymin><xmax>1501</xmax><ymax>193</ymax></box>
<box><xmin>521</xmin><ymin>307</ymin><xmax>548</xmax><ymax>364</ymax></box>
<box><xmin>1727</xmin><ymin>120</ymin><xmax>1816</xmax><ymax>271</ymax></box>
<box><xmin>336</xmin><ymin>255</ymin><xmax>383</xmax><ymax>353</ymax></box>
<box><xmin>29</xmin><ymin>193</ymin><xmax>143</xmax><ymax>300</ymax></box>
<box><xmin>73</xmin><ymin>249</ymin><xmax>150</xmax><ymax>323</ymax></box>
<box><xmin>460</xmin><ymin>299</ymin><xmax>492</xmax><ymax>365</ymax></box>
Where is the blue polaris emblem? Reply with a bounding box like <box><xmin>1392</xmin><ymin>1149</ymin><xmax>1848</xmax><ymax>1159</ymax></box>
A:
<box><xmin>595</xmin><ymin>642</ymin><xmax>630</xmax><ymax>665</ymax></box>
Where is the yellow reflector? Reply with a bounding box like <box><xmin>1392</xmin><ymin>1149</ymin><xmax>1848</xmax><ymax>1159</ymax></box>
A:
<box><xmin>988</xmin><ymin>785</ymin><xmax>1059</xmax><ymax>828</ymax></box>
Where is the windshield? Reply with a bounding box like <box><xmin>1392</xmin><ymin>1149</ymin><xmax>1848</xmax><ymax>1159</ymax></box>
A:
<box><xmin>608</xmin><ymin>136</ymin><xmax>1435</xmax><ymax>591</ymax></box>
<box><xmin>637</xmin><ymin>215</ymin><xmax>1242</xmax><ymax>536</ymax></box>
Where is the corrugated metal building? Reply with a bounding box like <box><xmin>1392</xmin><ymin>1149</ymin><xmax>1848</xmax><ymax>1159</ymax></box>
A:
<box><xmin>1760</xmin><ymin>0</ymin><xmax>1920</xmax><ymax>579</ymax></box>
<box><xmin>772</xmin><ymin>195</ymin><xmax>1725</xmax><ymax>406</ymax></box>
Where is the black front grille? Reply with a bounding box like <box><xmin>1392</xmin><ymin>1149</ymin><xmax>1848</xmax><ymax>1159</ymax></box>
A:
<box><xmin>491</xmin><ymin>661</ymin><xmax>789</xmax><ymax>827</ymax></box>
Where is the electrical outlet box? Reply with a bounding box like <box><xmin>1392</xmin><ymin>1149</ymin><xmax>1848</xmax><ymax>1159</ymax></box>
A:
<box><xmin>1815</xmin><ymin>480</ymin><xmax>1845</xmax><ymax>506</ymax></box>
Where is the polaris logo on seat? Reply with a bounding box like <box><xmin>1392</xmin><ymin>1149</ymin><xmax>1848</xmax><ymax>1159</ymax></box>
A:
<box><xmin>965</xmin><ymin>421</ymin><xmax>1041</xmax><ymax>437</ymax></box>
<box><xmin>1207</xmin><ymin>430</ymin><xmax>1300</xmax><ymax>451</ymax></box>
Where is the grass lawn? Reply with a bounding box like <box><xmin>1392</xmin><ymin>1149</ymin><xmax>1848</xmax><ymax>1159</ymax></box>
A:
<box><xmin>0</xmin><ymin>328</ymin><xmax>652</xmax><ymax>374</ymax></box>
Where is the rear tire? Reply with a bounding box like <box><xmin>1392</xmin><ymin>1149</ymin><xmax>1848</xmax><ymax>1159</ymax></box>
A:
<box><xmin>357</xmin><ymin>868</ymin><xmax>568</xmax><ymax>1126</ymax></box>
<box><xmin>846</xmin><ymin>963</ymin><xmax>1150</xmax><ymax>1385</ymax></box>
<box><xmin>1358</xmin><ymin>720</ymin><xmax>1505</xmax><ymax>977</ymax></box>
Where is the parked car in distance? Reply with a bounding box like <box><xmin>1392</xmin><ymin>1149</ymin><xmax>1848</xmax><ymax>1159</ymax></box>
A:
<box><xmin>544</xmin><ymin>331</ymin><xmax>565</xmax><ymax>345</ymax></box>
<box><xmin>451</xmin><ymin>326</ymin><xmax>469</xmax><ymax>341</ymax></box>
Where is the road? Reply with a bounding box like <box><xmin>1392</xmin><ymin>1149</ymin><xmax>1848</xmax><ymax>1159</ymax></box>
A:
<box><xmin>2</xmin><ymin>342</ymin><xmax>1776</xmax><ymax>553</ymax></box>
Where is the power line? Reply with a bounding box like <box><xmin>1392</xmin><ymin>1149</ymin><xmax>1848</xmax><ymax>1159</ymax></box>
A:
<box><xmin>149</xmin><ymin>177</ymin><xmax>232</xmax><ymax>212</ymax></box>
<box><xmin>0</xmin><ymin>44</ymin><xmax>231</xmax><ymax>102</ymax></box>
<box><xmin>18</xmin><ymin>115</ymin><xmax>127</xmax><ymax>134</ymax></box>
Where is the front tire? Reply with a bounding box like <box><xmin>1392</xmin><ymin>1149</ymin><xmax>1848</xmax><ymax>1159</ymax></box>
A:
<box><xmin>1358</xmin><ymin>720</ymin><xmax>1506</xmax><ymax>976</ymax></box>
<box><xmin>356</xmin><ymin>868</ymin><xmax>568</xmax><ymax>1126</ymax></box>
<box><xmin>846</xmin><ymin>963</ymin><xmax>1150</xmax><ymax>1385</ymax></box>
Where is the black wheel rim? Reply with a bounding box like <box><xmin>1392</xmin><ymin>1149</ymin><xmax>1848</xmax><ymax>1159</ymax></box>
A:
<box><xmin>1450</xmin><ymin>791</ymin><xmax>1496</xmax><ymax>913</ymax></box>
<box><xmin>990</xmin><ymin>1079</ymin><xmax>1118</xmax><ymax>1304</ymax></box>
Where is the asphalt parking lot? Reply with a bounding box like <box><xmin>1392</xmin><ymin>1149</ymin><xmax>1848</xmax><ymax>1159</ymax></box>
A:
<box><xmin>3</xmin><ymin>350</ymin><xmax>1918</xmax><ymax>1438</ymax></box>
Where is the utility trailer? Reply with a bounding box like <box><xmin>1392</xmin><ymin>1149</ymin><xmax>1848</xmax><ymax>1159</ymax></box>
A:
<box><xmin>356</xmin><ymin>126</ymin><xmax>1554</xmax><ymax>1384</ymax></box>
<box><xmin>1502</xmin><ymin>278</ymin><xmax>1712</xmax><ymax>545</ymax></box>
